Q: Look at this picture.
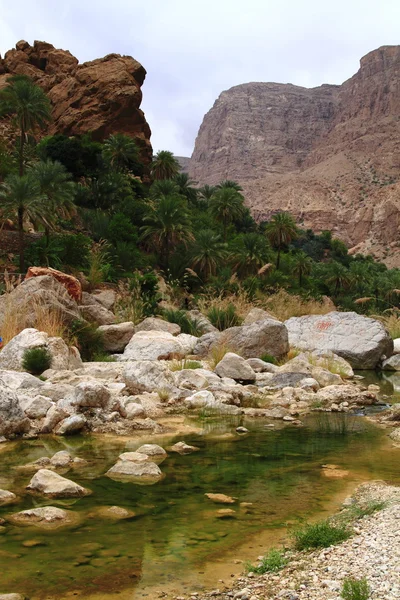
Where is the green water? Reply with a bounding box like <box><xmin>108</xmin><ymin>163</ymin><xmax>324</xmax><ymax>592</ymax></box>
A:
<box><xmin>0</xmin><ymin>415</ymin><xmax>399</xmax><ymax>599</ymax></box>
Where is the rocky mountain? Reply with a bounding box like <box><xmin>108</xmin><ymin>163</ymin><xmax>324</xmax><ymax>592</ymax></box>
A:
<box><xmin>0</xmin><ymin>40</ymin><xmax>152</xmax><ymax>165</ymax></box>
<box><xmin>189</xmin><ymin>46</ymin><xmax>400</xmax><ymax>266</ymax></box>
<box><xmin>176</xmin><ymin>156</ymin><xmax>191</xmax><ymax>173</ymax></box>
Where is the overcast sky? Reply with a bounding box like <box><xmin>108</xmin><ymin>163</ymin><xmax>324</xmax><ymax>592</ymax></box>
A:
<box><xmin>1</xmin><ymin>0</ymin><xmax>399</xmax><ymax>156</ymax></box>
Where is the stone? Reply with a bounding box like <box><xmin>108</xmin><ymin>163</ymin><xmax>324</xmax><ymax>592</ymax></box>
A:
<box><xmin>0</xmin><ymin>328</ymin><xmax>48</xmax><ymax>371</ymax></box>
<box><xmin>173</xmin><ymin>369</ymin><xmax>209</xmax><ymax>390</ymax></box>
<box><xmin>0</xmin><ymin>41</ymin><xmax>152</xmax><ymax>166</ymax></box>
<box><xmin>20</xmin><ymin>395</ymin><xmax>52</xmax><ymax>419</ymax></box>
<box><xmin>27</xmin><ymin>469</ymin><xmax>91</xmax><ymax>497</ymax></box>
<box><xmin>25</xmin><ymin>266</ymin><xmax>82</xmax><ymax>301</ymax></box>
<box><xmin>243</xmin><ymin>307</ymin><xmax>278</xmax><ymax>324</ymax></box>
<box><xmin>246</xmin><ymin>358</ymin><xmax>278</xmax><ymax>373</ymax></box>
<box><xmin>175</xmin><ymin>333</ymin><xmax>198</xmax><ymax>354</ymax></box>
<box><xmin>187</xmin><ymin>310</ymin><xmax>218</xmax><ymax>333</ymax></box>
<box><xmin>123</xmin><ymin>401</ymin><xmax>146</xmax><ymax>420</ymax></box>
<box><xmin>316</xmin><ymin>384</ymin><xmax>376</xmax><ymax>406</ymax></box>
<box><xmin>220</xmin><ymin>319</ymin><xmax>289</xmax><ymax>359</ymax></box>
<box><xmin>55</xmin><ymin>415</ymin><xmax>87</xmax><ymax>435</ymax></box>
<box><xmin>8</xmin><ymin>506</ymin><xmax>77</xmax><ymax>529</ymax></box>
<box><xmin>93</xmin><ymin>505</ymin><xmax>135</xmax><ymax>520</ymax></box>
<box><xmin>193</xmin><ymin>332</ymin><xmax>222</xmax><ymax>356</ymax></box>
<box><xmin>79</xmin><ymin>303</ymin><xmax>116</xmax><ymax>326</ymax></box>
<box><xmin>49</xmin><ymin>451</ymin><xmax>73</xmax><ymax>468</ymax></box>
<box><xmin>72</xmin><ymin>381</ymin><xmax>111</xmax><ymax>409</ymax></box>
<box><xmin>285</xmin><ymin>312</ymin><xmax>393</xmax><ymax>369</ymax></box>
<box><xmin>121</xmin><ymin>330</ymin><xmax>186</xmax><ymax>361</ymax></box>
<box><xmin>310</xmin><ymin>366</ymin><xmax>343</xmax><ymax>387</ymax></box>
<box><xmin>264</xmin><ymin>372</ymin><xmax>319</xmax><ymax>390</ymax></box>
<box><xmin>106</xmin><ymin>460</ymin><xmax>163</xmax><ymax>483</ymax></box>
<box><xmin>136</xmin><ymin>444</ymin><xmax>167</xmax><ymax>458</ymax></box>
<box><xmin>0</xmin><ymin>386</ymin><xmax>30</xmax><ymax>437</ymax></box>
<box><xmin>205</xmin><ymin>493</ymin><xmax>235</xmax><ymax>504</ymax></box>
<box><xmin>41</xmin><ymin>404</ymin><xmax>68</xmax><ymax>433</ymax></box>
<box><xmin>47</xmin><ymin>336</ymin><xmax>83</xmax><ymax>370</ymax></box>
<box><xmin>215</xmin><ymin>509</ymin><xmax>236</xmax><ymax>518</ymax></box>
<box><xmin>97</xmin><ymin>322</ymin><xmax>135</xmax><ymax>352</ymax></box>
<box><xmin>215</xmin><ymin>352</ymin><xmax>256</xmax><ymax>381</ymax></box>
<box><xmin>0</xmin><ymin>370</ymin><xmax>44</xmax><ymax>391</ymax></box>
<box><xmin>91</xmin><ymin>289</ymin><xmax>117</xmax><ymax>311</ymax></box>
<box><xmin>393</xmin><ymin>338</ymin><xmax>400</xmax><ymax>354</ymax></box>
<box><xmin>0</xmin><ymin>595</ymin><xmax>26</xmax><ymax>600</ymax></box>
<box><xmin>118</xmin><ymin>451</ymin><xmax>151</xmax><ymax>463</ymax></box>
<box><xmin>170</xmin><ymin>441</ymin><xmax>199</xmax><ymax>454</ymax></box>
<box><xmin>382</xmin><ymin>354</ymin><xmax>400</xmax><ymax>370</ymax></box>
<box><xmin>185</xmin><ymin>390</ymin><xmax>217</xmax><ymax>408</ymax></box>
<box><xmin>134</xmin><ymin>317</ymin><xmax>181</xmax><ymax>335</ymax></box>
<box><xmin>123</xmin><ymin>361</ymin><xmax>174</xmax><ymax>393</ymax></box>
<box><xmin>389</xmin><ymin>428</ymin><xmax>400</xmax><ymax>442</ymax></box>
<box><xmin>0</xmin><ymin>489</ymin><xmax>17</xmax><ymax>505</ymax></box>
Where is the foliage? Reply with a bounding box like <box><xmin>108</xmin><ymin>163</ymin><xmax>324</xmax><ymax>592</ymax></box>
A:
<box><xmin>265</xmin><ymin>212</ymin><xmax>298</xmax><ymax>268</ymax></box>
<box><xmin>246</xmin><ymin>548</ymin><xmax>288</xmax><ymax>574</ymax></box>
<box><xmin>208</xmin><ymin>344</ymin><xmax>232</xmax><ymax>369</ymax></box>
<box><xmin>87</xmin><ymin>241</ymin><xmax>112</xmax><ymax>289</ymax></box>
<box><xmin>22</xmin><ymin>347</ymin><xmax>52</xmax><ymax>375</ymax></box>
<box><xmin>373</xmin><ymin>311</ymin><xmax>400</xmax><ymax>339</ymax></box>
<box><xmin>37</xmin><ymin>134</ymin><xmax>102</xmax><ymax>179</ymax></box>
<box><xmin>151</xmin><ymin>150</ymin><xmax>180</xmax><ymax>180</ymax></box>
<box><xmin>189</xmin><ymin>229</ymin><xmax>228</xmax><ymax>279</ymax></box>
<box><xmin>169</xmin><ymin>359</ymin><xmax>202</xmax><ymax>371</ymax></box>
<box><xmin>260</xmin><ymin>353</ymin><xmax>277</xmax><ymax>364</ymax></box>
<box><xmin>207</xmin><ymin>303</ymin><xmax>242</xmax><ymax>330</ymax></box>
<box><xmin>292</xmin><ymin>520</ymin><xmax>351</xmax><ymax>550</ymax></box>
<box><xmin>209</xmin><ymin>186</ymin><xmax>245</xmax><ymax>241</ymax></box>
<box><xmin>114</xmin><ymin>272</ymin><xmax>161</xmax><ymax>323</ymax></box>
<box><xmin>162</xmin><ymin>308</ymin><xmax>201</xmax><ymax>336</ymax></box>
<box><xmin>102</xmin><ymin>133</ymin><xmax>142</xmax><ymax>175</ymax></box>
<box><xmin>263</xmin><ymin>289</ymin><xmax>332</xmax><ymax>321</ymax></box>
<box><xmin>341</xmin><ymin>578</ymin><xmax>370</xmax><ymax>600</ymax></box>
<box><xmin>69</xmin><ymin>320</ymin><xmax>104</xmax><ymax>362</ymax></box>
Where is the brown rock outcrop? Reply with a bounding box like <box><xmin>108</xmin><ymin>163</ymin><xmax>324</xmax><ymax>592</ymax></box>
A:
<box><xmin>25</xmin><ymin>267</ymin><xmax>82</xmax><ymax>302</ymax></box>
<box><xmin>189</xmin><ymin>45</ymin><xmax>400</xmax><ymax>266</ymax></box>
<box><xmin>0</xmin><ymin>40</ymin><xmax>152</xmax><ymax>165</ymax></box>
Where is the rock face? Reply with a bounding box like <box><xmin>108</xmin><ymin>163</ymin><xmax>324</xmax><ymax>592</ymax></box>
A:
<box><xmin>189</xmin><ymin>46</ymin><xmax>400</xmax><ymax>266</ymax></box>
<box><xmin>285</xmin><ymin>312</ymin><xmax>393</xmax><ymax>369</ymax></box>
<box><xmin>0</xmin><ymin>40</ymin><xmax>152</xmax><ymax>165</ymax></box>
<box><xmin>220</xmin><ymin>319</ymin><xmax>289</xmax><ymax>359</ymax></box>
<box><xmin>25</xmin><ymin>267</ymin><xmax>82</xmax><ymax>301</ymax></box>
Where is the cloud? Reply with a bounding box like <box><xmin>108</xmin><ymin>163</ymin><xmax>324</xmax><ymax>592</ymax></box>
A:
<box><xmin>1</xmin><ymin>0</ymin><xmax>400</xmax><ymax>155</ymax></box>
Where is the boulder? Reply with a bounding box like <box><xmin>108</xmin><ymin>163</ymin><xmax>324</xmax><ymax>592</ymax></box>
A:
<box><xmin>91</xmin><ymin>289</ymin><xmax>117</xmax><ymax>311</ymax></box>
<box><xmin>243</xmin><ymin>307</ymin><xmax>278</xmax><ymax>324</ymax></box>
<box><xmin>134</xmin><ymin>317</ymin><xmax>181</xmax><ymax>335</ymax></box>
<box><xmin>92</xmin><ymin>505</ymin><xmax>135</xmax><ymax>520</ymax></box>
<box><xmin>79</xmin><ymin>303</ymin><xmax>116</xmax><ymax>326</ymax></box>
<box><xmin>8</xmin><ymin>506</ymin><xmax>77</xmax><ymax>529</ymax></box>
<box><xmin>26</xmin><ymin>267</ymin><xmax>82</xmax><ymax>301</ymax></box>
<box><xmin>97</xmin><ymin>322</ymin><xmax>135</xmax><ymax>352</ymax></box>
<box><xmin>193</xmin><ymin>332</ymin><xmax>222</xmax><ymax>356</ymax></box>
<box><xmin>205</xmin><ymin>493</ymin><xmax>235</xmax><ymax>504</ymax></box>
<box><xmin>121</xmin><ymin>330</ymin><xmax>186</xmax><ymax>361</ymax></box>
<box><xmin>49</xmin><ymin>451</ymin><xmax>73</xmax><ymax>468</ymax></box>
<box><xmin>393</xmin><ymin>338</ymin><xmax>400</xmax><ymax>355</ymax></box>
<box><xmin>176</xmin><ymin>333</ymin><xmax>198</xmax><ymax>354</ymax></box>
<box><xmin>118</xmin><ymin>451</ymin><xmax>151</xmax><ymax>463</ymax></box>
<box><xmin>55</xmin><ymin>415</ymin><xmax>87</xmax><ymax>435</ymax></box>
<box><xmin>263</xmin><ymin>372</ymin><xmax>318</xmax><ymax>390</ymax></box>
<box><xmin>382</xmin><ymin>354</ymin><xmax>400</xmax><ymax>371</ymax></box>
<box><xmin>389</xmin><ymin>428</ymin><xmax>400</xmax><ymax>442</ymax></box>
<box><xmin>0</xmin><ymin>489</ymin><xmax>17</xmax><ymax>505</ymax></box>
<box><xmin>27</xmin><ymin>469</ymin><xmax>91</xmax><ymax>497</ymax></box>
<box><xmin>122</xmin><ymin>401</ymin><xmax>146</xmax><ymax>419</ymax></box>
<box><xmin>20</xmin><ymin>395</ymin><xmax>53</xmax><ymax>419</ymax></box>
<box><xmin>173</xmin><ymin>369</ymin><xmax>208</xmax><ymax>390</ymax></box>
<box><xmin>285</xmin><ymin>312</ymin><xmax>393</xmax><ymax>369</ymax></box>
<box><xmin>246</xmin><ymin>358</ymin><xmax>279</xmax><ymax>373</ymax></box>
<box><xmin>310</xmin><ymin>366</ymin><xmax>343</xmax><ymax>387</ymax></box>
<box><xmin>47</xmin><ymin>337</ymin><xmax>83</xmax><ymax>370</ymax></box>
<box><xmin>187</xmin><ymin>310</ymin><xmax>218</xmax><ymax>334</ymax></box>
<box><xmin>41</xmin><ymin>404</ymin><xmax>68</xmax><ymax>433</ymax></box>
<box><xmin>106</xmin><ymin>460</ymin><xmax>163</xmax><ymax>483</ymax></box>
<box><xmin>220</xmin><ymin>319</ymin><xmax>289</xmax><ymax>359</ymax></box>
<box><xmin>170</xmin><ymin>441</ymin><xmax>199</xmax><ymax>454</ymax></box>
<box><xmin>136</xmin><ymin>444</ymin><xmax>167</xmax><ymax>458</ymax></box>
<box><xmin>0</xmin><ymin>386</ymin><xmax>30</xmax><ymax>437</ymax></box>
<box><xmin>123</xmin><ymin>361</ymin><xmax>174</xmax><ymax>393</ymax></box>
<box><xmin>0</xmin><ymin>370</ymin><xmax>44</xmax><ymax>391</ymax></box>
<box><xmin>185</xmin><ymin>390</ymin><xmax>216</xmax><ymax>408</ymax></box>
<box><xmin>316</xmin><ymin>384</ymin><xmax>377</xmax><ymax>406</ymax></box>
<box><xmin>72</xmin><ymin>381</ymin><xmax>111</xmax><ymax>408</ymax></box>
<box><xmin>214</xmin><ymin>352</ymin><xmax>256</xmax><ymax>381</ymax></box>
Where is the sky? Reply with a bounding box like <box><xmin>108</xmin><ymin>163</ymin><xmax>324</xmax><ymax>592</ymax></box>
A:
<box><xmin>1</xmin><ymin>0</ymin><xmax>399</xmax><ymax>156</ymax></box>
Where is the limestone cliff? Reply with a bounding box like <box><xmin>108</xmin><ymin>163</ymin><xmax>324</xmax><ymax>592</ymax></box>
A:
<box><xmin>189</xmin><ymin>46</ymin><xmax>400</xmax><ymax>266</ymax></box>
<box><xmin>0</xmin><ymin>40</ymin><xmax>152</xmax><ymax>165</ymax></box>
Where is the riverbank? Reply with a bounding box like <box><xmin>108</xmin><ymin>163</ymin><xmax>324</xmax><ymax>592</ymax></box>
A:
<box><xmin>187</xmin><ymin>481</ymin><xmax>400</xmax><ymax>600</ymax></box>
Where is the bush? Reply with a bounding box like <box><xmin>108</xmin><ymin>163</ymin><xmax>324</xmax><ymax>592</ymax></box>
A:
<box><xmin>246</xmin><ymin>548</ymin><xmax>287</xmax><ymax>574</ymax></box>
<box><xmin>260</xmin><ymin>353</ymin><xmax>277</xmax><ymax>364</ymax></box>
<box><xmin>169</xmin><ymin>359</ymin><xmax>202</xmax><ymax>371</ymax></box>
<box><xmin>341</xmin><ymin>577</ymin><xmax>370</xmax><ymax>600</ymax></box>
<box><xmin>24</xmin><ymin>233</ymin><xmax>91</xmax><ymax>270</ymax></box>
<box><xmin>207</xmin><ymin>303</ymin><xmax>242</xmax><ymax>330</ymax></box>
<box><xmin>293</xmin><ymin>520</ymin><xmax>350</xmax><ymax>550</ymax></box>
<box><xmin>162</xmin><ymin>308</ymin><xmax>201</xmax><ymax>336</ymax></box>
<box><xmin>22</xmin><ymin>347</ymin><xmax>52</xmax><ymax>375</ymax></box>
<box><xmin>69</xmin><ymin>320</ymin><xmax>104</xmax><ymax>362</ymax></box>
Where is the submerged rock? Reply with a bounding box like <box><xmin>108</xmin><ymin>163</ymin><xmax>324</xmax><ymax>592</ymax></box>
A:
<box><xmin>27</xmin><ymin>469</ymin><xmax>91</xmax><ymax>497</ymax></box>
<box><xmin>91</xmin><ymin>505</ymin><xmax>136</xmax><ymax>520</ymax></box>
<box><xmin>170</xmin><ymin>441</ymin><xmax>199</xmax><ymax>454</ymax></box>
<box><xmin>0</xmin><ymin>490</ymin><xmax>17</xmax><ymax>506</ymax></box>
<box><xmin>8</xmin><ymin>506</ymin><xmax>77</xmax><ymax>529</ymax></box>
<box><xmin>205</xmin><ymin>493</ymin><xmax>236</xmax><ymax>504</ymax></box>
<box><xmin>106</xmin><ymin>460</ymin><xmax>163</xmax><ymax>484</ymax></box>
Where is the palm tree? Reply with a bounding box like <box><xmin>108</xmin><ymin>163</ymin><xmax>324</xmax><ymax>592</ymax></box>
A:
<box><xmin>217</xmin><ymin>180</ymin><xmax>243</xmax><ymax>192</ymax></box>
<box><xmin>102</xmin><ymin>133</ymin><xmax>140</xmax><ymax>173</ymax></box>
<box><xmin>151</xmin><ymin>150</ymin><xmax>180</xmax><ymax>181</ymax></box>
<box><xmin>231</xmin><ymin>233</ymin><xmax>270</xmax><ymax>276</ymax></box>
<box><xmin>141</xmin><ymin>195</ymin><xmax>193</xmax><ymax>268</ymax></box>
<box><xmin>174</xmin><ymin>172</ymin><xmax>198</xmax><ymax>205</ymax></box>
<box><xmin>150</xmin><ymin>179</ymin><xmax>180</xmax><ymax>199</ymax></box>
<box><xmin>189</xmin><ymin>229</ymin><xmax>228</xmax><ymax>280</ymax></box>
<box><xmin>29</xmin><ymin>159</ymin><xmax>77</xmax><ymax>244</ymax></box>
<box><xmin>0</xmin><ymin>75</ymin><xmax>51</xmax><ymax>176</ymax></box>
<box><xmin>0</xmin><ymin>173</ymin><xmax>45</xmax><ymax>272</ymax></box>
<box><xmin>209</xmin><ymin>187</ymin><xmax>245</xmax><ymax>241</ymax></box>
<box><xmin>265</xmin><ymin>212</ymin><xmax>298</xmax><ymax>269</ymax></box>
<box><xmin>326</xmin><ymin>261</ymin><xmax>351</xmax><ymax>295</ymax></box>
<box><xmin>292</xmin><ymin>251</ymin><xmax>313</xmax><ymax>287</ymax></box>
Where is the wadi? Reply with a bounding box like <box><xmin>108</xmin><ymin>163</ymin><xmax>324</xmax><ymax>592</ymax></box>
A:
<box><xmin>0</xmin><ymin>39</ymin><xmax>399</xmax><ymax>600</ymax></box>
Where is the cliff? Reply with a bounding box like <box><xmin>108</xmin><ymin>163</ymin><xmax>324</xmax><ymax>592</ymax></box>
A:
<box><xmin>0</xmin><ymin>40</ymin><xmax>152</xmax><ymax>165</ymax></box>
<box><xmin>189</xmin><ymin>46</ymin><xmax>400</xmax><ymax>265</ymax></box>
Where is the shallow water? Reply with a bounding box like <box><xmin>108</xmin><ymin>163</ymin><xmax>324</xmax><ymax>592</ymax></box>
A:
<box><xmin>0</xmin><ymin>414</ymin><xmax>399</xmax><ymax>599</ymax></box>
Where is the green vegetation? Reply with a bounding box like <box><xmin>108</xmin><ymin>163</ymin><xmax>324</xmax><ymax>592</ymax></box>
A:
<box><xmin>260</xmin><ymin>353</ymin><xmax>277</xmax><ymax>364</ymax></box>
<box><xmin>246</xmin><ymin>548</ymin><xmax>288</xmax><ymax>574</ymax></box>
<box><xmin>341</xmin><ymin>577</ymin><xmax>370</xmax><ymax>600</ymax></box>
<box><xmin>69</xmin><ymin>320</ymin><xmax>104</xmax><ymax>362</ymax></box>
<box><xmin>292</xmin><ymin>520</ymin><xmax>351</xmax><ymax>550</ymax></box>
<box><xmin>22</xmin><ymin>347</ymin><xmax>52</xmax><ymax>375</ymax></box>
<box><xmin>207</xmin><ymin>304</ymin><xmax>242</xmax><ymax>330</ymax></box>
<box><xmin>169</xmin><ymin>359</ymin><xmax>202</xmax><ymax>371</ymax></box>
<box><xmin>162</xmin><ymin>308</ymin><xmax>201</xmax><ymax>336</ymax></box>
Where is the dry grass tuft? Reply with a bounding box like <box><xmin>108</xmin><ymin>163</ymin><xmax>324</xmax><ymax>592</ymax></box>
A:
<box><xmin>373</xmin><ymin>311</ymin><xmax>400</xmax><ymax>340</ymax></box>
<box><xmin>198</xmin><ymin>290</ymin><xmax>255</xmax><ymax>320</ymax></box>
<box><xmin>207</xmin><ymin>344</ymin><xmax>233</xmax><ymax>369</ymax></box>
<box><xmin>262</xmin><ymin>289</ymin><xmax>333</xmax><ymax>321</ymax></box>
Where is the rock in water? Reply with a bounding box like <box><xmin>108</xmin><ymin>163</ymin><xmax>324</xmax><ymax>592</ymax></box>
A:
<box><xmin>8</xmin><ymin>506</ymin><xmax>77</xmax><ymax>529</ymax></box>
<box><xmin>0</xmin><ymin>489</ymin><xmax>17</xmax><ymax>505</ymax></box>
<box><xmin>106</xmin><ymin>460</ymin><xmax>163</xmax><ymax>484</ymax></box>
<box><xmin>285</xmin><ymin>312</ymin><xmax>393</xmax><ymax>369</ymax></box>
<box><xmin>27</xmin><ymin>469</ymin><xmax>91</xmax><ymax>497</ymax></box>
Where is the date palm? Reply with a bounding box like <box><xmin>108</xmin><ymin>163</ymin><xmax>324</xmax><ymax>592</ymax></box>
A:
<box><xmin>189</xmin><ymin>229</ymin><xmax>228</xmax><ymax>280</ymax></box>
<box><xmin>292</xmin><ymin>251</ymin><xmax>313</xmax><ymax>287</ymax></box>
<box><xmin>151</xmin><ymin>150</ymin><xmax>180</xmax><ymax>181</ymax></box>
<box><xmin>102</xmin><ymin>133</ymin><xmax>140</xmax><ymax>173</ymax></box>
<box><xmin>231</xmin><ymin>233</ymin><xmax>270</xmax><ymax>276</ymax></box>
<box><xmin>265</xmin><ymin>212</ymin><xmax>298</xmax><ymax>269</ymax></box>
<box><xmin>174</xmin><ymin>172</ymin><xmax>198</xmax><ymax>205</ymax></box>
<box><xmin>0</xmin><ymin>75</ymin><xmax>51</xmax><ymax>176</ymax></box>
<box><xmin>141</xmin><ymin>194</ymin><xmax>193</xmax><ymax>268</ymax></box>
<box><xmin>209</xmin><ymin>187</ymin><xmax>245</xmax><ymax>241</ymax></box>
<box><xmin>217</xmin><ymin>179</ymin><xmax>243</xmax><ymax>192</ymax></box>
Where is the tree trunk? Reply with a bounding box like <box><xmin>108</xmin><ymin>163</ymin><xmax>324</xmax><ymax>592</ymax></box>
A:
<box><xmin>276</xmin><ymin>245</ymin><xmax>281</xmax><ymax>269</ymax></box>
<box><xmin>18</xmin><ymin>205</ymin><xmax>24</xmax><ymax>274</ymax></box>
<box><xmin>19</xmin><ymin>125</ymin><xmax>25</xmax><ymax>177</ymax></box>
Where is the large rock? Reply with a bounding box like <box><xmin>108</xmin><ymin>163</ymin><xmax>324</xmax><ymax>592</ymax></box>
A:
<box><xmin>26</xmin><ymin>469</ymin><xmax>91</xmax><ymax>497</ymax></box>
<box><xmin>220</xmin><ymin>319</ymin><xmax>289</xmax><ymax>359</ymax></box>
<box><xmin>214</xmin><ymin>352</ymin><xmax>256</xmax><ymax>381</ymax></box>
<box><xmin>0</xmin><ymin>385</ymin><xmax>29</xmax><ymax>437</ymax></box>
<box><xmin>187</xmin><ymin>310</ymin><xmax>218</xmax><ymax>334</ymax></box>
<box><xmin>193</xmin><ymin>332</ymin><xmax>222</xmax><ymax>356</ymax></box>
<box><xmin>55</xmin><ymin>415</ymin><xmax>87</xmax><ymax>435</ymax></box>
<box><xmin>8</xmin><ymin>506</ymin><xmax>78</xmax><ymax>529</ymax></box>
<box><xmin>285</xmin><ymin>312</ymin><xmax>393</xmax><ymax>369</ymax></box>
<box><xmin>97</xmin><ymin>322</ymin><xmax>135</xmax><ymax>352</ymax></box>
<box><xmin>0</xmin><ymin>40</ymin><xmax>152</xmax><ymax>166</ymax></box>
<box><xmin>47</xmin><ymin>337</ymin><xmax>83</xmax><ymax>370</ymax></box>
<box><xmin>79</xmin><ymin>303</ymin><xmax>116</xmax><ymax>326</ymax></box>
<box><xmin>20</xmin><ymin>395</ymin><xmax>53</xmax><ymax>419</ymax></box>
<box><xmin>106</xmin><ymin>460</ymin><xmax>163</xmax><ymax>484</ymax></box>
<box><xmin>173</xmin><ymin>369</ymin><xmax>209</xmax><ymax>390</ymax></box>
<box><xmin>393</xmin><ymin>338</ymin><xmax>400</xmax><ymax>355</ymax></box>
<box><xmin>91</xmin><ymin>289</ymin><xmax>117</xmax><ymax>311</ymax></box>
<box><xmin>0</xmin><ymin>370</ymin><xmax>44</xmax><ymax>391</ymax></box>
<box><xmin>72</xmin><ymin>381</ymin><xmax>111</xmax><ymax>408</ymax></box>
<box><xmin>121</xmin><ymin>331</ymin><xmax>186</xmax><ymax>361</ymax></box>
<box><xmin>123</xmin><ymin>361</ymin><xmax>174</xmax><ymax>393</ymax></box>
<box><xmin>134</xmin><ymin>317</ymin><xmax>181</xmax><ymax>335</ymax></box>
<box><xmin>25</xmin><ymin>267</ymin><xmax>82</xmax><ymax>301</ymax></box>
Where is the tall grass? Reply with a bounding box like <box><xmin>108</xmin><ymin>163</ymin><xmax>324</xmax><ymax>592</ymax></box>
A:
<box><xmin>263</xmin><ymin>289</ymin><xmax>333</xmax><ymax>321</ymax></box>
<box><xmin>207</xmin><ymin>344</ymin><xmax>232</xmax><ymax>369</ymax></box>
<box><xmin>292</xmin><ymin>520</ymin><xmax>350</xmax><ymax>550</ymax></box>
<box><xmin>162</xmin><ymin>308</ymin><xmax>201</xmax><ymax>336</ymax></box>
<box><xmin>207</xmin><ymin>304</ymin><xmax>242</xmax><ymax>330</ymax></box>
<box><xmin>373</xmin><ymin>311</ymin><xmax>400</xmax><ymax>339</ymax></box>
<box><xmin>114</xmin><ymin>280</ymin><xmax>145</xmax><ymax>325</ymax></box>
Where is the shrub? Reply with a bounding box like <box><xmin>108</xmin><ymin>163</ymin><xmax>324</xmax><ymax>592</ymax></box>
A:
<box><xmin>260</xmin><ymin>353</ymin><xmax>277</xmax><ymax>364</ymax></box>
<box><xmin>292</xmin><ymin>520</ymin><xmax>350</xmax><ymax>550</ymax></box>
<box><xmin>157</xmin><ymin>388</ymin><xmax>170</xmax><ymax>402</ymax></box>
<box><xmin>162</xmin><ymin>308</ymin><xmax>201</xmax><ymax>336</ymax></box>
<box><xmin>207</xmin><ymin>303</ymin><xmax>242</xmax><ymax>330</ymax></box>
<box><xmin>169</xmin><ymin>359</ymin><xmax>202</xmax><ymax>371</ymax></box>
<box><xmin>22</xmin><ymin>347</ymin><xmax>52</xmax><ymax>375</ymax></box>
<box><xmin>341</xmin><ymin>577</ymin><xmax>370</xmax><ymax>600</ymax></box>
<box><xmin>69</xmin><ymin>320</ymin><xmax>104</xmax><ymax>362</ymax></box>
<box><xmin>208</xmin><ymin>344</ymin><xmax>232</xmax><ymax>369</ymax></box>
<box><xmin>246</xmin><ymin>548</ymin><xmax>287</xmax><ymax>574</ymax></box>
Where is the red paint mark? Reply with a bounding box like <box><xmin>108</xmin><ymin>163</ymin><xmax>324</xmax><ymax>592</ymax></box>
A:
<box><xmin>316</xmin><ymin>321</ymin><xmax>333</xmax><ymax>331</ymax></box>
